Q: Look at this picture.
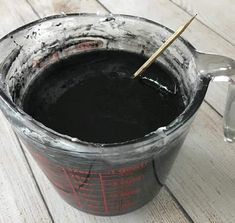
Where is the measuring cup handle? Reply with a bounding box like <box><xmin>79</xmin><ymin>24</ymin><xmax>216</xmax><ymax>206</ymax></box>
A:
<box><xmin>195</xmin><ymin>51</ymin><xmax>235</xmax><ymax>143</ymax></box>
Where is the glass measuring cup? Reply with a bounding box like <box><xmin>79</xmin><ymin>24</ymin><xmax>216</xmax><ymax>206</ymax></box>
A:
<box><xmin>0</xmin><ymin>14</ymin><xmax>234</xmax><ymax>216</ymax></box>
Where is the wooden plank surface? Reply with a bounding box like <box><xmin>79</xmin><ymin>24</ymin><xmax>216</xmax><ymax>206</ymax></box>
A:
<box><xmin>169</xmin><ymin>0</ymin><xmax>235</xmax><ymax>45</ymax></box>
<box><xmin>0</xmin><ymin>114</ymin><xmax>52</xmax><ymax>223</ymax></box>
<box><xmin>0</xmin><ymin>0</ymin><xmax>37</xmax><ymax>37</ymax></box>
<box><xmin>99</xmin><ymin>0</ymin><xmax>235</xmax><ymax>116</ymax></box>
<box><xmin>167</xmin><ymin>103</ymin><xmax>235</xmax><ymax>223</ymax></box>
<box><xmin>27</xmin><ymin>0</ymin><xmax>107</xmax><ymax>17</ymax></box>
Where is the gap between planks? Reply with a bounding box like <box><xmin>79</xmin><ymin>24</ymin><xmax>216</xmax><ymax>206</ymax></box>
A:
<box><xmin>13</xmin><ymin>1</ymin><xmax>55</xmax><ymax>221</ymax></box>
<box><xmin>168</xmin><ymin>0</ymin><xmax>235</xmax><ymax>47</ymax></box>
<box><xmin>14</xmin><ymin>133</ymin><xmax>55</xmax><ymax>223</ymax></box>
<box><xmin>168</xmin><ymin>0</ymin><xmax>235</xmax><ymax>46</ymax></box>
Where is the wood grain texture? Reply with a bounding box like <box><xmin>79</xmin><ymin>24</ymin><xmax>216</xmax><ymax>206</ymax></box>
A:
<box><xmin>23</xmin><ymin>147</ymin><xmax>190</xmax><ymax>223</ymax></box>
<box><xmin>0</xmin><ymin>114</ymin><xmax>52</xmax><ymax>223</ymax></box>
<box><xmin>0</xmin><ymin>0</ymin><xmax>37</xmax><ymax>37</ymax></box>
<box><xmin>27</xmin><ymin>0</ymin><xmax>107</xmax><ymax>17</ymax></box>
<box><xmin>99</xmin><ymin>0</ymin><xmax>235</xmax><ymax>115</ymax></box>
<box><xmin>169</xmin><ymin>0</ymin><xmax>235</xmax><ymax>45</ymax></box>
<box><xmin>167</xmin><ymin>102</ymin><xmax>235</xmax><ymax>223</ymax></box>
<box><xmin>133</xmin><ymin>15</ymin><xmax>197</xmax><ymax>78</ymax></box>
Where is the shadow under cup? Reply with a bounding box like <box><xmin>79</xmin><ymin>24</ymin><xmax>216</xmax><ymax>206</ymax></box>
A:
<box><xmin>0</xmin><ymin>14</ymin><xmax>209</xmax><ymax>215</ymax></box>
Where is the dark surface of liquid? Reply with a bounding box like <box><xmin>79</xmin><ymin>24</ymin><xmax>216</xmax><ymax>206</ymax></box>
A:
<box><xmin>23</xmin><ymin>50</ymin><xmax>185</xmax><ymax>143</ymax></box>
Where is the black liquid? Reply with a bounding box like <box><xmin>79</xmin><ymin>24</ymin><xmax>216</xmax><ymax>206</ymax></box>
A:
<box><xmin>23</xmin><ymin>50</ymin><xmax>185</xmax><ymax>143</ymax></box>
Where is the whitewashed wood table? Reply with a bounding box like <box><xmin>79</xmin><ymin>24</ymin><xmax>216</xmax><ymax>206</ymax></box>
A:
<box><xmin>0</xmin><ymin>0</ymin><xmax>235</xmax><ymax>222</ymax></box>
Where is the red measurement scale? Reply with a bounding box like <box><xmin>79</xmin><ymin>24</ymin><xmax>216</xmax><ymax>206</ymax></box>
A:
<box><xmin>28</xmin><ymin>147</ymin><xmax>160</xmax><ymax>215</ymax></box>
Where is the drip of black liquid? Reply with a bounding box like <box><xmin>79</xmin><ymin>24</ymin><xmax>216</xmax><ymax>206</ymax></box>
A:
<box><xmin>23</xmin><ymin>50</ymin><xmax>185</xmax><ymax>143</ymax></box>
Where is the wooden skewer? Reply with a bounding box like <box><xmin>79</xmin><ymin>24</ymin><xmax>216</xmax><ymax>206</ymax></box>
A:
<box><xmin>133</xmin><ymin>14</ymin><xmax>197</xmax><ymax>78</ymax></box>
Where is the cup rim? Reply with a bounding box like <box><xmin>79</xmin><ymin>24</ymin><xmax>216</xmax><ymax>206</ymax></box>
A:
<box><xmin>0</xmin><ymin>13</ymin><xmax>210</xmax><ymax>152</ymax></box>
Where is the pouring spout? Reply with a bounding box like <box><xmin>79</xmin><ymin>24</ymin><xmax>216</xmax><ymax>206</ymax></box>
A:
<box><xmin>195</xmin><ymin>51</ymin><xmax>235</xmax><ymax>143</ymax></box>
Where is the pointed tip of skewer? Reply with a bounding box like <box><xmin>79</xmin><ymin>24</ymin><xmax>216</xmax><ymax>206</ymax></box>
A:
<box><xmin>192</xmin><ymin>14</ymin><xmax>198</xmax><ymax>21</ymax></box>
<box><xmin>132</xmin><ymin>15</ymin><xmax>197</xmax><ymax>79</ymax></box>
<box><xmin>187</xmin><ymin>14</ymin><xmax>197</xmax><ymax>24</ymax></box>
